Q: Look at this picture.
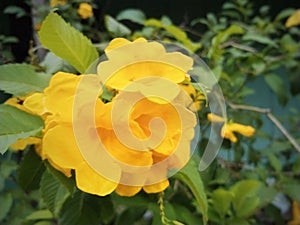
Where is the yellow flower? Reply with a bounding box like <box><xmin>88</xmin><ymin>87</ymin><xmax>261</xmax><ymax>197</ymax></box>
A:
<box><xmin>77</xmin><ymin>3</ymin><xmax>93</xmax><ymax>19</ymax></box>
<box><xmin>50</xmin><ymin>0</ymin><xmax>67</xmax><ymax>8</ymax></box>
<box><xmin>180</xmin><ymin>77</ymin><xmax>205</xmax><ymax>111</ymax></box>
<box><xmin>207</xmin><ymin>113</ymin><xmax>255</xmax><ymax>143</ymax></box>
<box><xmin>25</xmin><ymin>38</ymin><xmax>197</xmax><ymax>197</ymax></box>
<box><xmin>286</xmin><ymin>9</ymin><xmax>300</xmax><ymax>28</ymax></box>
<box><xmin>97</xmin><ymin>38</ymin><xmax>193</xmax><ymax>91</ymax></box>
<box><xmin>5</xmin><ymin>95</ymin><xmax>43</xmax><ymax>151</ymax></box>
<box><xmin>288</xmin><ymin>201</ymin><xmax>300</xmax><ymax>225</ymax></box>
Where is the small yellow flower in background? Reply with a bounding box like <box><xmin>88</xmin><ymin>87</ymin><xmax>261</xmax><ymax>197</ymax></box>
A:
<box><xmin>286</xmin><ymin>10</ymin><xmax>300</xmax><ymax>28</ymax></box>
<box><xmin>77</xmin><ymin>3</ymin><xmax>93</xmax><ymax>19</ymax></box>
<box><xmin>50</xmin><ymin>0</ymin><xmax>67</xmax><ymax>8</ymax></box>
<box><xmin>207</xmin><ymin>113</ymin><xmax>255</xmax><ymax>143</ymax></box>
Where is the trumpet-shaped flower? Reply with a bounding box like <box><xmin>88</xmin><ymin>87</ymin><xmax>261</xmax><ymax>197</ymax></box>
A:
<box><xmin>19</xmin><ymin>38</ymin><xmax>198</xmax><ymax>197</ymax></box>
<box><xmin>207</xmin><ymin>113</ymin><xmax>255</xmax><ymax>143</ymax></box>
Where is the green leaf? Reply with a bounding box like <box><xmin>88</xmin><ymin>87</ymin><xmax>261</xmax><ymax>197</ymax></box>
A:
<box><xmin>242</xmin><ymin>33</ymin><xmax>278</xmax><ymax>47</ymax></box>
<box><xmin>105</xmin><ymin>15</ymin><xmax>131</xmax><ymax>37</ymax></box>
<box><xmin>264</xmin><ymin>74</ymin><xmax>288</xmax><ymax>105</ymax></box>
<box><xmin>116</xmin><ymin>9</ymin><xmax>146</xmax><ymax>25</ymax></box>
<box><xmin>59</xmin><ymin>191</ymin><xmax>115</xmax><ymax>225</ymax></box>
<box><xmin>208</xmin><ymin>25</ymin><xmax>244</xmax><ymax>58</ymax></box>
<box><xmin>0</xmin><ymin>192</ymin><xmax>13</xmax><ymax>221</ymax></box>
<box><xmin>266</xmin><ymin>152</ymin><xmax>282</xmax><ymax>172</ymax></box>
<box><xmin>115</xmin><ymin>207</ymin><xmax>146</xmax><ymax>225</ymax></box>
<box><xmin>18</xmin><ymin>147</ymin><xmax>45</xmax><ymax>192</ymax></box>
<box><xmin>174</xmin><ymin>160</ymin><xmax>208</xmax><ymax>224</ymax></box>
<box><xmin>25</xmin><ymin>209</ymin><xmax>53</xmax><ymax>221</ymax></box>
<box><xmin>0</xmin><ymin>104</ymin><xmax>44</xmax><ymax>154</ymax></box>
<box><xmin>44</xmin><ymin>161</ymin><xmax>75</xmax><ymax>194</ymax></box>
<box><xmin>3</xmin><ymin>6</ymin><xmax>26</xmax><ymax>18</ymax></box>
<box><xmin>275</xmin><ymin>8</ymin><xmax>296</xmax><ymax>21</ymax></box>
<box><xmin>280</xmin><ymin>180</ymin><xmax>300</xmax><ymax>202</ymax></box>
<box><xmin>144</xmin><ymin>18</ymin><xmax>164</xmax><ymax>27</ymax></box>
<box><xmin>39</xmin><ymin>12</ymin><xmax>99</xmax><ymax>73</ymax></box>
<box><xmin>230</xmin><ymin>180</ymin><xmax>262</xmax><ymax>218</ymax></box>
<box><xmin>211</xmin><ymin>189</ymin><xmax>233</xmax><ymax>218</ymax></box>
<box><xmin>40</xmin><ymin>169</ymin><xmax>70</xmax><ymax>216</ymax></box>
<box><xmin>0</xmin><ymin>63</ymin><xmax>51</xmax><ymax>96</ymax></box>
<box><xmin>40</xmin><ymin>52</ymin><xmax>77</xmax><ymax>74</ymax></box>
<box><xmin>172</xmin><ymin>204</ymin><xmax>201</xmax><ymax>225</ymax></box>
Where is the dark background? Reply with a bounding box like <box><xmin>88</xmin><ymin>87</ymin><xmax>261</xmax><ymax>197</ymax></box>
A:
<box><xmin>0</xmin><ymin>0</ymin><xmax>299</xmax><ymax>62</ymax></box>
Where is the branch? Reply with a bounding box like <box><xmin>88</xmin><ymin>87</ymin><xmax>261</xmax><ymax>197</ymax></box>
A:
<box><xmin>227</xmin><ymin>101</ymin><xmax>300</xmax><ymax>153</ymax></box>
<box><xmin>220</xmin><ymin>40</ymin><xmax>257</xmax><ymax>53</ymax></box>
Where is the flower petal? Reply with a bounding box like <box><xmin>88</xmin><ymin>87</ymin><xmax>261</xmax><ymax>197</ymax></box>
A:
<box><xmin>23</xmin><ymin>93</ymin><xmax>48</xmax><ymax>117</ymax></box>
<box><xmin>42</xmin><ymin>124</ymin><xmax>84</xmax><ymax>169</ymax></box>
<box><xmin>229</xmin><ymin>123</ymin><xmax>255</xmax><ymax>137</ymax></box>
<box><xmin>143</xmin><ymin>179</ymin><xmax>169</xmax><ymax>193</ymax></box>
<box><xmin>76</xmin><ymin>162</ymin><xmax>118</xmax><ymax>196</ymax></box>
<box><xmin>221</xmin><ymin>124</ymin><xmax>238</xmax><ymax>143</ymax></box>
<box><xmin>98</xmin><ymin>39</ymin><xmax>193</xmax><ymax>90</ymax></box>
<box><xmin>115</xmin><ymin>184</ymin><xmax>142</xmax><ymax>196</ymax></box>
<box><xmin>207</xmin><ymin>113</ymin><xmax>225</xmax><ymax>122</ymax></box>
<box><xmin>44</xmin><ymin>72</ymin><xmax>81</xmax><ymax>122</ymax></box>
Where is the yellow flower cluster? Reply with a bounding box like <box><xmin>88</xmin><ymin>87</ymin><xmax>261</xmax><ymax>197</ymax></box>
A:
<box><xmin>207</xmin><ymin>113</ymin><xmax>255</xmax><ymax>143</ymax></box>
<box><xmin>10</xmin><ymin>38</ymin><xmax>198</xmax><ymax>197</ymax></box>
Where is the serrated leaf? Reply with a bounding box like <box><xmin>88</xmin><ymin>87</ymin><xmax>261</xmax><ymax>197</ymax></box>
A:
<box><xmin>230</xmin><ymin>180</ymin><xmax>262</xmax><ymax>217</ymax></box>
<box><xmin>39</xmin><ymin>12</ymin><xmax>98</xmax><ymax>73</ymax></box>
<box><xmin>59</xmin><ymin>191</ymin><xmax>115</xmax><ymax>225</ymax></box>
<box><xmin>0</xmin><ymin>104</ymin><xmax>44</xmax><ymax>154</ymax></box>
<box><xmin>0</xmin><ymin>64</ymin><xmax>51</xmax><ymax>96</ymax></box>
<box><xmin>174</xmin><ymin>160</ymin><xmax>208</xmax><ymax>224</ymax></box>
<box><xmin>40</xmin><ymin>169</ymin><xmax>70</xmax><ymax>216</ymax></box>
<box><xmin>25</xmin><ymin>210</ymin><xmax>53</xmax><ymax>221</ymax></box>
<box><xmin>18</xmin><ymin>147</ymin><xmax>45</xmax><ymax>192</ymax></box>
<box><xmin>116</xmin><ymin>9</ymin><xmax>146</xmax><ymax>25</ymax></box>
<box><xmin>105</xmin><ymin>15</ymin><xmax>131</xmax><ymax>37</ymax></box>
<box><xmin>211</xmin><ymin>189</ymin><xmax>233</xmax><ymax>218</ymax></box>
<box><xmin>264</xmin><ymin>74</ymin><xmax>288</xmax><ymax>105</ymax></box>
<box><xmin>44</xmin><ymin>161</ymin><xmax>75</xmax><ymax>194</ymax></box>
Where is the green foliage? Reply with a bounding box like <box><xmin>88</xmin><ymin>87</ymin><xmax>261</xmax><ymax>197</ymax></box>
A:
<box><xmin>0</xmin><ymin>64</ymin><xmax>51</xmax><ymax>96</ymax></box>
<box><xmin>39</xmin><ymin>12</ymin><xmax>99</xmax><ymax>73</ymax></box>
<box><xmin>0</xmin><ymin>0</ymin><xmax>299</xmax><ymax>224</ymax></box>
<box><xmin>18</xmin><ymin>147</ymin><xmax>45</xmax><ymax>192</ymax></box>
<box><xmin>116</xmin><ymin>9</ymin><xmax>146</xmax><ymax>25</ymax></box>
<box><xmin>40</xmin><ymin>169</ymin><xmax>71</xmax><ymax>216</ymax></box>
<box><xmin>0</xmin><ymin>105</ymin><xmax>44</xmax><ymax>154</ymax></box>
<box><xmin>105</xmin><ymin>15</ymin><xmax>131</xmax><ymax>37</ymax></box>
<box><xmin>174</xmin><ymin>160</ymin><xmax>208</xmax><ymax>223</ymax></box>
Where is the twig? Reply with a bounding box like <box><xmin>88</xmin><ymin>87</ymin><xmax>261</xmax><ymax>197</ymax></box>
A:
<box><xmin>227</xmin><ymin>101</ymin><xmax>300</xmax><ymax>153</ymax></box>
<box><xmin>220</xmin><ymin>40</ymin><xmax>257</xmax><ymax>53</ymax></box>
